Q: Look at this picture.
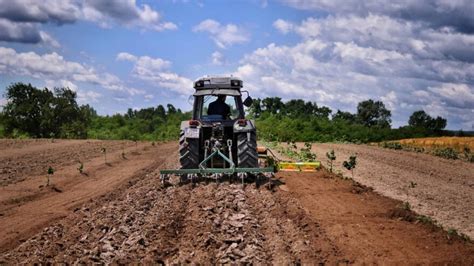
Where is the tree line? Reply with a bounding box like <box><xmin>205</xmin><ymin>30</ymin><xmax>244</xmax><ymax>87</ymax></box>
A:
<box><xmin>248</xmin><ymin>97</ymin><xmax>448</xmax><ymax>142</ymax></box>
<box><xmin>0</xmin><ymin>82</ymin><xmax>454</xmax><ymax>142</ymax></box>
<box><xmin>0</xmin><ymin>83</ymin><xmax>189</xmax><ymax>140</ymax></box>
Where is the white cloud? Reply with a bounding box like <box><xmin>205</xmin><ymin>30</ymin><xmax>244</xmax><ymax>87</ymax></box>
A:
<box><xmin>280</xmin><ymin>0</ymin><xmax>474</xmax><ymax>33</ymax></box>
<box><xmin>77</xmin><ymin>90</ymin><xmax>102</xmax><ymax>103</ymax></box>
<box><xmin>144</xmin><ymin>94</ymin><xmax>154</xmax><ymax>101</ymax></box>
<box><xmin>235</xmin><ymin>14</ymin><xmax>474</xmax><ymax>128</ymax></box>
<box><xmin>276</xmin><ymin>15</ymin><xmax>474</xmax><ymax>64</ymax></box>
<box><xmin>0</xmin><ymin>0</ymin><xmax>176</xmax><ymax>46</ymax></box>
<box><xmin>117</xmin><ymin>52</ymin><xmax>172</xmax><ymax>75</ymax></box>
<box><xmin>211</xmin><ymin>51</ymin><xmax>224</xmax><ymax>65</ymax></box>
<box><xmin>0</xmin><ymin>18</ymin><xmax>60</xmax><ymax>47</ymax></box>
<box><xmin>82</xmin><ymin>0</ymin><xmax>177</xmax><ymax>31</ymax></box>
<box><xmin>427</xmin><ymin>83</ymin><xmax>474</xmax><ymax>109</ymax></box>
<box><xmin>117</xmin><ymin>52</ymin><xmax>193</xmax><ymax>95</ymax></box>
<box><xmin>45</xmin><ymin>79</ymin><xmax>78</xmax><ymax>91</ymax></box>
<box><xmin>273</xmin><ymin>19</ymin><xmax>294</xmax><ymax>34</ymax></box>
<box><xmin>0</xmin><ymin>0</ymin><xmax>80</xmax><ymax>24</ymax></box>
<box><xmin>193</xmin><ymin>19</ymin><xmax>249</xmax><ymax>48</ymax></box>
<box><xmin>0</xmin><ymin>46</ymin><xmax>139</xmax><ymax>96</ymax></box>
<box><xmin>43</xmin><ymin>79</ymin><xmax>102</xmax><ymax>104</ymax></box>
<box><xmin>0</xmin><ymin>97</ymin><xmax>6</xmax><ymax>107</ymax></box>
<box><xmin>39</xmin><ymin>31</ymin><xmax>60</xmax><ymax>47</ymax></box>
<box><xmin>116</xmin><ymin>52</ymin><xmax>137</xmax><ymax>62</ymax></box>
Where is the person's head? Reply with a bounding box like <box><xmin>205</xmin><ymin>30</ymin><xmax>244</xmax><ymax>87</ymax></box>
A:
<box><xmin>217</xmin><ymin>95</ymin><xmax>226</xmax><ymax>102</ymax></box>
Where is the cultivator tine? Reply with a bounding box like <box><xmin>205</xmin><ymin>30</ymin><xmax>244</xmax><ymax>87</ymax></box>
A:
<box><xmin>238</xmin><ymin>172</ymin><xmax>247</xmax><ymax>186</ymax></box>
<box><xmin>160</xmin><ymin>174</ymin><xmax>171</xmax><ymax>187</ymax></box>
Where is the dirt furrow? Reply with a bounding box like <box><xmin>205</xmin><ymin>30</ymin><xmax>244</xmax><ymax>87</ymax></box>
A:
<box><xmin>310</xmin><ymin>143</ymin><xmax>474</xmax><ymax>239</ymax></box>
<box><xmin>281</xmin><ymin>171</ymin><xmax>474</xmax><ymax>264</ymax></box>
<box><xmin>245</xmin><ymin>187</ymin><xmax>343</xmax><ymax>264</ymax></box>
<box><xmin>0</xmin><ymin>140</ymin><xmax>144</xmax><ymax>186</ymax></box>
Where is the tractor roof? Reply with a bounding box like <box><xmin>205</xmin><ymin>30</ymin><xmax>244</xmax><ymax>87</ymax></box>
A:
<box><xmin>193</xmin><ymin>76</ymin><xmax>243</xmax><ymax>96</ymax></box>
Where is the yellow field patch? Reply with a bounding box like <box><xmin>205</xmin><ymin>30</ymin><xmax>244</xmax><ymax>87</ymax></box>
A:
<box><xmin>397</xmin><ymin>137</ymin><xmax>474</xmax><ymax>152</ymax></box>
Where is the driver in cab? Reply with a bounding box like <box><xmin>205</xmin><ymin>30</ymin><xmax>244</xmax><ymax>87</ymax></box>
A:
<box><xmin>208</xmin><ymin>95</ymin><xmax>230</xmax><ymax>119</ymax></box>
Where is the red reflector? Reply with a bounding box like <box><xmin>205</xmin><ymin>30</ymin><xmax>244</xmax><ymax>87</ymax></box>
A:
<box><xmin>237</xmin><ymin>119</ymin><xmax>247</xmax><ymax>126</ymax></box>
<box><xmin>189</xmin><ymin>120</ymin><xmax>200</xmax><ymax>126</ymax></box>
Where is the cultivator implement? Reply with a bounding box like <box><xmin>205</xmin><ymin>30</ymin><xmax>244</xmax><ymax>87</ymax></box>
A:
<box><xmin>160</xmin><ymin>145</ymin><xmax>321</xmax><ymax>185</ymax></box>
<box><xmin>277</xmin><ymin>161</ymin><xmax>321</xmax><ymax>172</ymax></box>
<box><xmin>160</xmin><ymin>145</ymin><xmax>274</xmax><ymax>185</ymax></box>
<box><xmin>257</xmin><ymin>146</ymin><xmax>321</xmax><ymax>172</ymax></box>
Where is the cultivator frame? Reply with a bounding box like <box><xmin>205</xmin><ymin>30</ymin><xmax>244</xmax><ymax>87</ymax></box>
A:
<box><xmin>159</xmin><ymin>145</ymin><xmax>275</xmax><ymax>185</ymax></box>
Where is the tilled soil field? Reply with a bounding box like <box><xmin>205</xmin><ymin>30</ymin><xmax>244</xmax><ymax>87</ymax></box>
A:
<box><xmin>0</xmin><ymin>140</ymin><xmax>473</xmax><ymax>264</ymax></box>
<box><xmin>309</xmin><ymin>143</ymin><xmax>474</xmax><ymax>239</ymax></box>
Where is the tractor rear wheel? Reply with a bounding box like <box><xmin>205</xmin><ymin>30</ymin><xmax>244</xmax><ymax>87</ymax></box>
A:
<box><xmin>237</xmin><ymin>131</ymin><xmax>258</xmax><ymax>168</ymax></box>
<box><xmin>179</xmin><ymin>130</ymin><xmax>199</xmax><ymax>169</ymax></box>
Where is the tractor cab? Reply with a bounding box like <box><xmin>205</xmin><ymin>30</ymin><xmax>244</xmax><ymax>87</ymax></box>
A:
<box><xmin>191</xmin><ymin>76</ymin><xmax>253</xmax><ymax>124</ymax></box>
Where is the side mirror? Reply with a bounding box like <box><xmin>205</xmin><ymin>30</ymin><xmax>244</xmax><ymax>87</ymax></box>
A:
<box><xmin>188</xmin><ymin>95</ymin><xmax>194</xmax><ymax>106</ymax></box>
<box><xmin>243</xmin><ymin>96</ymin><xmax>253</xmax><ymax>107</ymax></box>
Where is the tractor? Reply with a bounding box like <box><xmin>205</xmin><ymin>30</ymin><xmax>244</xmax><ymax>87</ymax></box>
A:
<box><xmin>159</xmin><ymin>76</ymin><xmax>274</xmax><ymax>183</ymax></box>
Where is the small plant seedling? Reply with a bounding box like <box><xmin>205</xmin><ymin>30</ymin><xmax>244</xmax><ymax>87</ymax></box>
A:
<box><xmin>463</xmin><ymin>147</ymin><xmax>474</xmax><ymax>162</ymax></box>
<box><xmin>343</xmin><ymin>155</ymin><xmax>357</xmax><ymax>179</ymax></box>
<box><xmin>299</xmin><ymin>142</ymin><xmax>317</xmax><ymax>162</ymax></box>
<box><xmin>50</xmin><ymin>132</ymin><xmax>55</xmax><ymax>143</ymax></box>
<box><xmin>403</xmin><ymin>180</ymin><xmax>418</xmax><ymax>210</ymax></box>
<box><xmin>284</xmin><ymin>141</ymin><xmax>299</xmax><ymax>160</ymax></box>
<box><xmin>101</xmin><ymin>147</ymin><xmax>107</xmax><ymax>164</ymax></box>
<box><xmin>46</xmin><ymin>166</ymin><xmax>54</xmax><ymax>186</ymax></box>
<box><xmin>152</xmin><ymin>141</ymin><xmax>156</xmax><ymax>146</ymax></box>
<box><xmin>326</xmin><ymin>150</ymin><xmax>336</xmax><ymax>173</ymax></box>
<box><xmin>77</xmin><ymin>162</ymin><xmax>84</xmax><ymax>174</ymax></box>
<box><xmin>402</xmin><ymin>201</ymin><xmax>411</xmax><ymax>211</ymax></box>
<box><xmin>121</xmin><ymin>145</ymin><xmax>127</xmax><ymax>159</ymax></box>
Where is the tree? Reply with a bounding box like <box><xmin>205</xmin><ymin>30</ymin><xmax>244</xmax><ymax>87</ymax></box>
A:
<box><xmin>3</xmin><ymin>83</ymin><xmax>54</xmax><ymax>137</ymax></box>
<box><xmin>408</xmin><ymin>110</ymin><xmax>431</xmax><ymax>127</ymax></box>
<box><xmin>3</xmin><ymin>83</ymin><xmax>93</xmax><ymax>138</ymax></box>
<box><xmin>429</xmin><ymin>116</ymin><xmax>447</xmax><ymax>132</ymax></box>
<box><xmin>248</xmin><ymin>98</ymin><xmax>262</xmax><ymax>118</ymax></box>
<box><xmin>284</xmin><ymin>99</ymin><xmax>307</xmax><ymax>117</ymax></box>
<box><xmin>408</xmin><ymin>110</ymin><xmax>446</xmax><ymax>132</ymax></box>
<box><xmin>155</xmin><ymin>105</ymin><xmax>166</xmax><ymax>119</ymax></box>
<box><xmin>126</xmin><ymin>108</ymin><xmax>135</xmax><ymax>119</ymax></box>
<box><xmin>356</xmin><ymin>99</ymin><xmax>391</xmax><ymax>128</ymax></box>
<box><xmin>332</xmin><ymin>110</ymin><xmax>357</xmax><ymax>123</ymax></box>
<box><xmin>262</xmin><ymin>97</ymin><xmax>283</xmax><ymax>114</ymax></box>
<box><xmin>314</xmin><ymin>105</ymin><xmax>332</xmax><ymax>119</ymax></box>
<box><xmin>167</xmin><ymin>104</ymin><xmax>176</xmax><ymax>115</ymax></box>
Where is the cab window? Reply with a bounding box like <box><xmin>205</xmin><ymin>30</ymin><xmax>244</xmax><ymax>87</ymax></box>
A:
<box><xmin>201</xmin><ymin>95</ymin><xmax>239</xmax><ymax>120</ymax></box>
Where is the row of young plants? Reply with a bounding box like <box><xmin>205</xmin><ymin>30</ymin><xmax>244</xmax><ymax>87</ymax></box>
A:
<box><xmin>379</xmin><ymin>141</ymin><xmax>474</xmax><ymax>162</ymax></box>
<box><xmin>41</xmin><ymin>142</ymin><xmax>155</xmax><ymax>187</ymax></box>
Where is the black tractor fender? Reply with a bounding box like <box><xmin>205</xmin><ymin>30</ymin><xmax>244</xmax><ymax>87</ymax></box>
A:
<box><xmin>233</xmin><ymin>119</ymin><xmax>256</xmax><ymax>133</ymax></box>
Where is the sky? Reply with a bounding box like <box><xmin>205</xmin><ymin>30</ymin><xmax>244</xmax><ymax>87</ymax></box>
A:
<box><xmin>0</xmin><ymin>0</ymin><xmax>473</xmax><ymax>130</ymax></box>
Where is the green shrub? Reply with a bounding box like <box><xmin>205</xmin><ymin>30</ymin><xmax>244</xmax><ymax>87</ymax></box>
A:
<box><xmin>382</xmin><ymin>141</ymin><xmax>403</xmax><ymax>150</ymax></box>
<box><xmin>433</xmin><ymin>147</ymin><xmax>458</xmax><ymax>160</ymax></box>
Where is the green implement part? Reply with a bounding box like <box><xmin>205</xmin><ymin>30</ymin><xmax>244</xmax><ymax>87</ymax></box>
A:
<box><xmin>160</xmin><ymin>145</ymin><xmax>274</xmax><ymax>177</ymax></box>
<box><xmin>160</xmin><ymin>166</ymin><xmax>274</xmax><ymax>175</ymax></box>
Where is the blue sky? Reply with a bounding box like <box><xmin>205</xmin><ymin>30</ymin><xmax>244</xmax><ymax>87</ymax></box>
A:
<box><xmin>1</xmin><ymin>0</ymin><xmax>473</xmax><ymax>130</ymax></box>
